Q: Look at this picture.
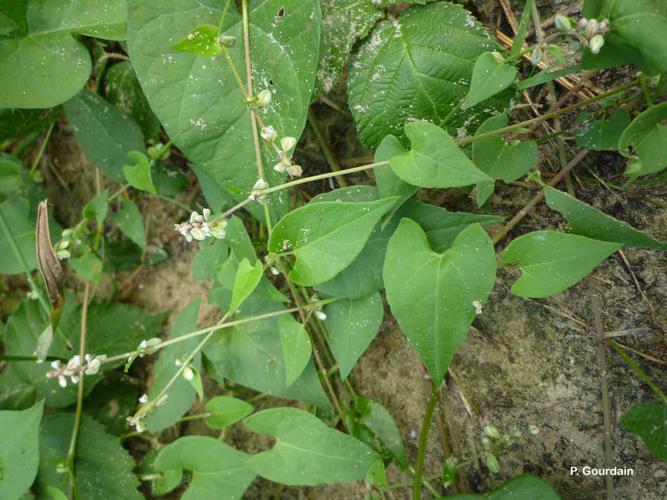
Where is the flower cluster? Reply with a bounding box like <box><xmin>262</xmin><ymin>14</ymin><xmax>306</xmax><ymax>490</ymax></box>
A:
<box><xmin>53</xmin><ymin>227</ymin><xmax>81</xmax><ymax>260</ymax></box>
<box><xmin>46</xmin><ymin>354</ymin><xmax>106</xmax><ymax>388</ymax></box>
<box><xmin>556</xmin><ymin>15</ymin><xmax>609</xmax><ymax>55</ymax></box>
<box><xmin>260</xmin><ymin>125</ymin><xmax>303</xmax><ymax>178</ymax></box>
<box><xmin>310</xmin><ymin>294</ymin><xmax>327</xmax><ymax>321</ymax></box>
<box><xmin>174</xmin><ymin>209</ymin><xmax>228</xmax><ymax>242</ymax></box>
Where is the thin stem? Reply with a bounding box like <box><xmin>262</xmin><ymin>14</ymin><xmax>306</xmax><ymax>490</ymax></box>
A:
<box><xmin>608</xmin><ymin>340</ymin><xmax>667</xmax><ymax>402</ymax></box>
<box><xmin>413</xmin><ymin>384</ymin><xmax>440</xmax><ymax>500</ymax></box>
<box><xmin>307</xmin><ymin>108</ymin><xmax>347</xmax><ymax>187</ymax></box>
<box><xmin>639</xmin><ymin>74</ymin><xmax>654</xmax><ymax>107</ymax></box>
<box><xmin>0</xmin><ymin>207</ymin><xmax>50</xmax><ymax>313</ymax></box>
<box><xmin>66</xmin><ymin>282</ymin><xmax>91</xmax><ymax>498</ymax></box>
<box><xmin>29</xmin><ymin>121</ymin><xmax>55</xmax><ymax>177</ymax></box>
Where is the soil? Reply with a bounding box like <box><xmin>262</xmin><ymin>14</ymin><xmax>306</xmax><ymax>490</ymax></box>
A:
<box><xmin>29</xmin><ymin>2</ymin><xmax>667</xmax><ymax>499</ymax></box>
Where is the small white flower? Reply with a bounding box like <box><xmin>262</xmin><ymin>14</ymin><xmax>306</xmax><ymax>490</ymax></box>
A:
<box><xmin>273</xmin><ymin>161</ymin><xmax>288</xmax><ymax>173</ymax></box>
<box><xmin>472</xmin><ymin>300</ymin><xmax>483</xmax><ymax>315</ymax></box>
<box><xmin>286</xmin><ymin>164</ymin><xmax>303</xmax><ymax>178</ymax></box>
<box><xmin>139</xmin><ymin>394</ymin><xmax>149</xmax><ymax>404</ymax></box>
<box><xmin>256</xmin><ymin>89</ymin><xmax>272</xmax><ymax>106</ymax></box>
<box><xmin>58</xmin><ymin>375</ymin><xmax>67</xmax><ymax>388</ymax></box>
<box><xmin>261</xmin><ymin>125</ymin><xmax>277</xmax><ymax>141</ymax></box>
<box><xmin>589</xmin><ymin>34</ymin><xmax>605</xmax><ymax>54</ymax></box>
<box><xmin>280</xmin><ymin>136</ymin><xmax>297</xmax><ymax>153</ymax></box>
<box><xmin>190</xmin><ymin>226</ymin><xmax>206</xmax><ymax>241</ymax></box>
<box><xmin>175</xmin><ymin>359</ymin><xmax>183</xmax><ymax>367</ymax></box>
<box><xmin>183</xmin><ymin>366</ymin><xmax>195</xmax><ymax>381</ymax></box>
<box><xmin>315</xmin><ymin>310</ymin><xmax>327</xmax><ymax>321</ymax></box>
<box><xmin>270</xmin><ymin>266</ymin><xmax>279</xmax><ymax>276</ymax></box>
<box><xmin>252</xmin><ymin>178</ymin><xmax>269</xmax><ymax>191</ymax></box>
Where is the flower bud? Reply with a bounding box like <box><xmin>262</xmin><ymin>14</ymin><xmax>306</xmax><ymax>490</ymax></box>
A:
<box><xmin>555</xmin><ymin>15</ymin><xmax>571</xmax><ymax>32</ymax></box>
<box><xmin>585</xmin><ymin>18</ymin><xmax>599</xmax><ymax>39</ymax></box>
<box><xmin>589</xmin><ymin>34</ymin><xmax>605</xmax><ymax>55</ymax></box>
<box><xmin>252</xmin><ymin>178</ymin><xmax>269</xmax><ymax>191</ymax></box>
<box><xmin>577</xmin><ymin>17</ymin><xmax>588</xmax><ymax>31</ymax></box>
<box><xmin>530</xmin><ymin>47</ymin><xmax>543</xmax><ymax>66</ymax></box>
<box><xmin>598</xmin><ymin>20</ymin><xmax>609</xmax><ymax>34</ymax></box>
<box><xmin>280</xmin><ymin>136</ymin><xmax>297</xmax><ymax>153</ymax></box>
<box><xmin>255</xmin><ymin>89</ymin><xmax>272</xmax><ymax>106</ymax></box>
<box><xmin>261</xmin><ymin>125</ymin><xmax>277</xmax><ymax>141</ymax></box>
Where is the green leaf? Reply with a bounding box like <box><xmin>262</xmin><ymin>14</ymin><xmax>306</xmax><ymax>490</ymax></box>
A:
<box><xmin>103</xmin><ymin>60</ymin><xmax>161</xmax><ymax>141</ymax></box>
<box><xmin>145</xmin><ymin>300</ymin><xmax>201</xmax><ymax>433</ymax></box>
<box><xmin>229</xmin><ymin>258</ymin><xmax>264</xmax><ymax>315</ymax></box>
<box><xmin>63</xmin><ymin>90</ymin><xmax>146</xmax><ymax>182</ymax></box>
<box><xmin>70</xmin><ymin>247</ymin><xmax>104</xmax><ymax>282</ymax></box>
<box><xmin>244</xmin><ymin>407</ymin><xmax>380</xmax><ymax>485</ymax></box>
<box><xmin>203</xmin><ymin>300</ymin><xmax>331</xmax><ymax>410</ymax></box>
<box><xmin>36</xmin><ymin>414</ymin><xmax>141</xmax><ymax>500</ymax></box>
<box><xmin>348</xmin><ymin>1</ymin><xmax>508</xmax><ymax>148</ymax></box>
<box><xmin>384</xmin><ymin>220</ymin><xmax>496</xmax><ymax>384</ymax></box>
<box><xmin>471</xmin><ymin>113</ymin><xmax>537</xmax><ymax>206</ymax></box>
<box><xmin>0</xmin><ymin>154</ymin><xmax>25</xmax><ymax>193</ymax></box>
<box><xmin>83</xmin><ymin>378</ymin><xmax>140</xmax><ymax>435</ymax></box>
<box><xmin>268</xmin><ymin>197</ymin><xmax>397</xmax><ymax>286</ymax></box>
<box><xmin>278</xmin><ymin>315</ymin><xmax>311</xmax><ymax>386</ymax></box>
<box><xmin>389</xmin><ymin>121</ymin><xmax>491</xmax><ymax>188</ymax></box>
<box><xmin>192</xmin><ymin>238</ymin><xmax>229</xmax><ymax>280</ymax></box>
<box><xmin>462</xmin><ymin>52</ymin><xmax>517</xmax><ymax>110</ymax></box>
<box><xmin>618</xmin><ymin>101</ymin><xmax>667</xmax><ymax>176</ymax></box>
<box><xmin>127</xmin><ymin>0</ymin><xmax>320</xmax><ymax>193</ymax></box>
<box><xmin>0</xmin><ymin>401</ymin><xmax>43</xmax><ymax>500</ymax></box>
<box><xmin>351</xmin><ymin>397</ymin><xmax>406</xmax><ymax>466</ymax></box>
<box><xmin>172</xmin><ymin>24</ymin><xmax>223</xmax><ymax>57</ymax></box>
<box><xmin>620</xmin><ymin>402</ymin><xmax>667</xmax><ymax>461</ymax></box>
<box><xmin>0</xmin><ymin>366</ymin><xmax>35</xmax><ymax>411</ymax></box>
<box><xmin>122</xmin><ymin>151</ymin><xmax>156</xmax><ymax>194</ymax></box>
<box><xmin>0</xmin><ymin>194</ymin><xmax>37</xmax><ymax>275</ymax></box>
<box><xmin>324</xmin><ymin>292</ymin><xmax>383</xmax><ymax>379</ymax></box>
<box><xmin>583</xmin><ymin>0</ymin><xmax>667</xmax><ymax>75</ymax></box>
<box><xmin>544</xmin><ymin>186</ymin><xmax>666</xmax><ymax>249</ymax></box>
<box><xmin>574</xmin><ymin>109</ymin><xmax>630</xmax><ymax>151</ymax></box>
<box><xmin>446</xmin><ymin>473</ymin><xmax>560</xmax><ymax>499</ymax></box>
<box><xmin>374</xmin><ymin>135</ymin><xmax>417</xmax><ymax>216</ymax></box>
<box><xmin>28</xmin><ymin>0</ymin><xmax>127</xmax><ymax>40</ymax></box>
<box><xmin>502</xmin><ymin>231</ymin><xmax>622</xmax><ymax>298</ymax></box>
<box><xmin>205</xmin><ymin>396</ymin><xmax>253</xmax><ymax>430</ymax></box>
<box><xmin>83</xmin><ymin>188</ymin><xmax>109</xmax><ymax>225</ymax></box>
<box><xmin>112</xmin><ymin>198</ymin><xmax>145</xmax><ymax>249</ymax></box>
<box><xmin>153</xmin><ymin>436</ymin><xmax>255</xmax><ymax>499</ymax></box>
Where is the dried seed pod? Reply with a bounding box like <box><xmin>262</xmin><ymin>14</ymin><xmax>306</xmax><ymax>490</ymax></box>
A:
<box><xmin>36</xmin><ymin>200</ymin><xmax>63</xmax><ymax>306</ymax></box>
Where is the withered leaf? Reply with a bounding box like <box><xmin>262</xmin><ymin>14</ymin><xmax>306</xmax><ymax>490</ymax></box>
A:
<box><xmin>36</xmin><ymin>200</ymin><xmax>63</xmax><ymax>307</ymax></box>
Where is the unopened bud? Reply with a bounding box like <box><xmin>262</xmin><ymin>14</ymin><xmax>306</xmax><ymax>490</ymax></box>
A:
<box><xmin>280</xmin><ymin>136</ymin><xmax>297</xmax><ymax>153</ymax></box>
<box><xmin>577</xmin><ymin>17</ymin><xmax>588</xmax><ymax>31</ymax></box>
<box><xmin>555</xmin><ymin>15</ymin><xmax>571</xmax><ymax>32</ymax></box>
<box><xmin>255</xmin><ymin>89</ymin><xmax>272</xmax><ymax>106</ymax></box>
<box><xmin>598</xmin><ymin>20</ymin><xmax>609</xmax><ymax>34</ymax></box>
<box><xmin>589</xmin><ymin>34</ymin><xmax>605</xmax><ymax>55</ymax></box>
<box><xmin>530</xmin><ymin>47</ymin><xmax>543</xmax><ymax>66</ymax></box>
<box><xmin>585</xmin><ymin>18</ymin><xmax>599</xmax><ymax>39</ymax></box>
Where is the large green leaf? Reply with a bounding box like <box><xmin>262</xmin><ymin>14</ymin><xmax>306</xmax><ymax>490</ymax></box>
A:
<box><xmin>153</xmin><ymin>436</ymin><xmax>255</xmax><ymax>499</ymax></box>
<box><xmin>0</xmin><ymin>0</ymin><xmax>126</xmax><ymax>109</ymax></box>
<box><xmin>268</xmin><ymin>196</ymin><xmax>397</xmax><ymax>285</ymax></box>
<box><xmin>472</xmin><ymin>113</ymin><xmax>537</xmax><ymax>206</ymax></box>
<box><xmin>36</xmin><ymin>414</ymin><xmax>141</xmax><ymax>499</ymax></box>
<box><xmin>618</xmin><ymin>101</ymin><xmax>667</xmax><ymax>176</ymax></box>
<box><xmin>0</xmin><ymin>366</ymin><xmax>35</xmax><ymax>411</ymax></box>
<box><xmin>127</xmin><ymin>0</ymin><xmax>320</xmax><ymax>193</ymax></box>
<box><xmin>324</xmin><ymin>292</ymin><xmax>383</xmax><ymax>379</ymax></box>
<box><xmin>64</xmin><ymin>91</ymin><xmax>146</xmax><ymax>182</ymax></box>
<box><xmin>446</xmin><ymin>474</ymin><xmax>560</xmax><ymax>499</ymax></box>
<box><xmin>620</xmin><ymin>402</ymin><xmax>667</xmax><ymax>461</ymax></box>
<box><xmin>574</xmin><ymin>109</ymin><xmax>630</xmax><ymax>151</ymax></box>
<box><xmin>544</xmin><ymin>186</ymin><xmax>666</xmax><ymax>249</ymax></box>
<box><xmin>384</xmin><ymin>220</ymin><xmax>496</xmax><ymax>384</ymax></box>
<box><xmin>145</xmin><ymin>300</ymin><xmax>200</xmax><ymax>433</ymax></box>
<box><xmin>389</xmin><ymin>121</ymin><xmax>491</xmax><ymax>188</ymax></box>
<box><xmin>0</xmin><ymin>194</ymin><xmax>37</xmax><ymax>275</ymax></box>
<box><xmin>348</xmin><ymin>1</ymin><xmax>509</xmax><ymax>148</ymax></box>
<box><xmin>0</xmin><ymin>401</ymin><xmax>43</xmax><ymax>500</ymax></box>
<box><xmin>244</xmin><ymin>407</ymin><xmax>380</xmax><ymax>485</ymax></box>
<box><xmin>502</xmin><ymin>231</ymin><xmax>622</xmax><ymax>298</ymax></box>
<box><xmin>583</xmin><ymin>0</ymin><xmax>667</xmax><ymax>75</ymax></box>
<box><xmin>374</xmin><ymin>135</ymin><xmax>416</xmax><ymax>212</ymax></box>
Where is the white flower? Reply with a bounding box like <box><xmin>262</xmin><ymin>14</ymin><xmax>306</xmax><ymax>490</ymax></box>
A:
<box><xmin>273</xmin><ymin>161</ymin><xmax>288</xmax><ymax>173</ymax></box>
<box><xmin>280</xmin><ymin>136</ymin><xmax>297</xmax><ymax>153</ymax></box>
<box><xmin>315</xmin><ymin>310</ymin><xmax>327</xmax><ymax>321</ymax></box>
<box><xmin>139</xmin><ymin>394</ymin><xmax>149</xmax><ymax>404</ymax></box>
<box><xmin>252</xmin><ymin>179</ymin><xmax>269</xmax><ymax>191</ymax></box>
<box><xmin>183</xmin><ymin>366</ymin><xmax>195</xmax><ymax>381</ymax></box>
<box><xmin>472</xmin><ymin>300</ymin><xmax>483</xmax><ymax>315</ymax></box>
<box><xmin>256</xmin><ymin>89</ymin><xmax>272</xmax><ymax>106</ymax></box>
<box><xmin>270</xmin><ymin>266</ymin><xmax>279</xmax><ymax>276</ymax></box>
<box><xmin>261</xmin><ymin>125</ymin><xmax>277</xmax><ymax>141</ymax></box>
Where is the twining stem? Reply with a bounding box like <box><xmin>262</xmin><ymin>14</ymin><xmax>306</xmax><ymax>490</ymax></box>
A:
<box><xmin>29</xmin><ymin>121</ymin><xmax>55</xmax><ymax>178</ymax></box>
<box><xmin>66</xmin><ymin>281</ymin><xmax>91</xmax><ymax>498</ymax></box>
<box><xmin>307</xmin><ymin>108</ymin><xmax>348</xmax><ymax>187</ymax></box>
<box><xmin>609</xmin><ymin>340</ymin><xmax>667</xmax><ymax>402</ymax></box>
<box><xmin>275</xmin><ymin>259</ymin><xmax>348</xmax><ymax>428</ymax></box>
<box><xmin>413</xmin><ymin>384</ymin><xmax>441</xmax><ymax>500</ymax></box>
<box><xmin>0</xmin><ymin>207</ymin><xmax>50</xmax><ymax>314</ymax></box>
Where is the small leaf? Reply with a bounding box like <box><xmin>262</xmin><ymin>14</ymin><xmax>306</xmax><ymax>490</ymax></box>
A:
<box><xmin>389</xmin><ymin>121</ymin><xmax>491</xmax><ymax>188</ymax></box>
<box><xmin>620</xmin><ymin>402</ymin><xmax>667</xmax><ymax>461</ymax></box>
<box><xmin>384</xmin><ymin>220</ymin><xmax>496</xmax><ymax>384</ymax></box>
<box><xmin>228</xmin><ymin>258</ymin><xmax>263</xmax><ymax>315</ymax></box>
<box><xmin>244</xmin><ymin>407</ymin><xmax>380</xmax><ymax>485</ymax></box>
<box><xmin>462</xmin><ymin>52</ymin><xmax>517</xmax><ymax>110</ymax></box>
<box><xmin>205</xmin><ymin>396</ymin><xmax>253</xmax><ymax>430</ymax></box>
<box><xmin>122</xmin><ymin>151</ymin><xmax>156</xmax><ymax>194</ymax></box>
<box><xmin>70</xmin><ymin>247</ymin><xmax>104</xmax><ymax>282</ymax></box>
<box><xmin>574</xmin><ymin>109</ymin><xmax>630</xmax><ymax>151</ymax></box>
<box><xmin>112</xmin><ymin>198</ymin><xmax>145</xmax><ymax>249</ymax></box>
<box><xmin>618</xmin><ymin>101</ymin><xmax>667</xmax><ymax>176</ymax></box>
<box><xmin>544</xmin><ymin>186</ymin><xmax>666</xmax><ymax>249</ymax></box>
<box><xmin>278</xmin><ymin>315</ymin><xmax>312</xmax><ymax>386</ymax></box>
<box><xmin>0</xmin><ymin>155</ymin><xmax>25</xmax><ymax>193</ymax></box>
<box><xmin>64</xmin><ymin>90</ymin><xmax>146</xmax><ymax>182</ymax></box>
<box><xmin>153</xmin><ymin>436</ymin><xmax>255</xmax><ymax>499</ymax></box>
<box><xmin>324</xmin><ymin>292</ymin><xmax>383</xmax><ymax>379</ymax></box>
<box><xmin>0</xmin><ymin>401</ymin><xmax>43</xmax><ymax>500</ymax></box>
<box><xmin>268</xmin><ymin>197</ymin><xmax>397</xmax><ymax>286</ymax></box>
<box><xmin>502</xmin><ymin>231</ymin><xmax>622</xmax><ymax>298</ymax></box>
<box><xmin>145</xmin><ymin>300</ymin><xmax>201</xmax><ymax>433</ymax></box>
<box><xmin>172</xmin><ymin>24</ymin><xmax>223</xmax><ymax>57</ymax></box>
<box><xmin>472</xmin><ymin>113</ymin><xmax>537</xmax><ymax>206</ymax></box>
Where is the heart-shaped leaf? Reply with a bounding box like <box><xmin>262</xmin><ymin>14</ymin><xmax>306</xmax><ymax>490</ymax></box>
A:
<box><xmin>462</xmin><ymin>52</ymin><xmax>517</xmax><ymax>110</ymax></box>
<box><xmin>620</xmin><ymin>402</ymin><xmax>667</xmax><ymax>461</ymax></box>
<box><xmin>384</xmin><ymin>219</ymin><xmax>497</xmax><ymax>384</ymax></box>
<box><xmin>618</xmin><ymin>101</ymin><xmax>667</xmax><ymax>176</ymax></box>
<box><xmin>278</xmin><ymin>315</ymin><xmax>311</xmax><ymax>386</ymax></box>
